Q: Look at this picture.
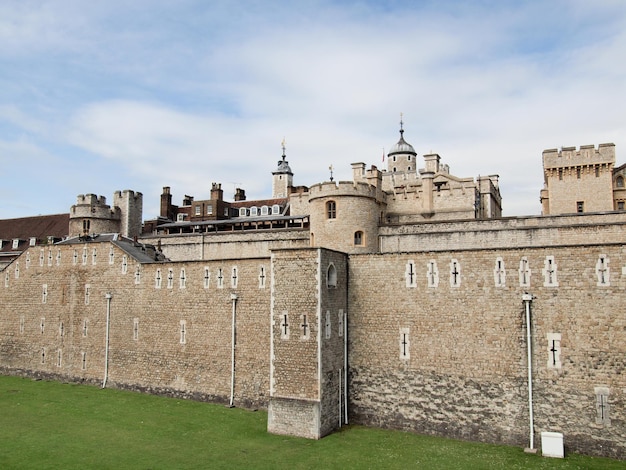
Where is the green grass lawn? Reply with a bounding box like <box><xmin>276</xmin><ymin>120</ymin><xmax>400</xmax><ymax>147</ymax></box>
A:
<box><xmin>0</xmin><ymin>375</ymin><xmax>621</xmax><ymax>469</ymax></box>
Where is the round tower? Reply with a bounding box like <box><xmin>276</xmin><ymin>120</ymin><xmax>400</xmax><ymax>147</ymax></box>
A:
<box><xmin>272</xmin><ymin>140</ymin><xmax>293</xmax><ymax>198</ymax></box>
<box><xmin>387</xmin><ymin>115</ymin><xmax>417</xmax><ymax>173</ymax></box>
<box><xmin>308</xmin><ymin>177</ymin><xmax>386</xmax><ymax>254</ymax></box>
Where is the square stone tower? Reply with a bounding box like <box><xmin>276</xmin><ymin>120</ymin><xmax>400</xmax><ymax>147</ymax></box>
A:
<box><xmin>540</xmin><ymin>144</ymin><xmax>615</xmax><ymax>215</ymax></box>
<box><xmin>268</xmin><ymin>247</ymin><xmax>348</xmax><ymax>439</ymax></box>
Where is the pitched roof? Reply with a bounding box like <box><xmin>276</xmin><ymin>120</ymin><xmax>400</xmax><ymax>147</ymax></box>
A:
<box><xmin>0</xmin><ymin>214</ymin><xmax>69</xmax><ymax>241</ymax></box>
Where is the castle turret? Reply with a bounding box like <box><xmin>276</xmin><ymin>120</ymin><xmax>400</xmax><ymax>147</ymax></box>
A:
<box><xmin>272</xmin><ymin>140</ymin><xmax>293</xmax><ymax>198</ymax></box>
<box><xmin>387</xmin><ymin>116</ymin><xmax>417</xmax><ymax>174</ymax></box>
<box><xmin>309</xmin><ymin>175</ymin><xmax>386</xmax><ymax>254</ymax></box>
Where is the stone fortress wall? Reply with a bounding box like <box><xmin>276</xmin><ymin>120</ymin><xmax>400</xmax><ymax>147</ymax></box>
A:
<box><xmin>0</xmin><ymin>137</ymin><xmax>625</xmax><ymax>459</ymax></box>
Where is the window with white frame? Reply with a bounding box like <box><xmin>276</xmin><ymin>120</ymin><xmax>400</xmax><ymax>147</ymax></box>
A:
<box><xmin>239</xmin><ymin>207</ymin><xmax>247</xmax><ymax>217</ymax></box>
<box><xmin>405</xmin><ymin>260</ymin><xmax>416</xmax><ymax>288</ymax></box>
<box><xmin>203</xmin><ymin>267</ymin><xmax>210</xmax><ymax>289</ymax></box>
<box><xmin>135</xmin><ymin>265</ymin><xmax>141</xmax><ymax>284</ymax></box>
<box><xmin>155</xmin><ymin>269</ymin><xmax>162</xmax><ymax>289</ymax></box>
<box><xmin>231</xmin><ymin>267</ymin><xmax>238</xmax><ymax>288</ymax></box>
<box><xmin>542</xmin><ymin>256</ymin><xmax>558</xmax><ymax>287</ymax></box>
<box><xmin>42</xmin><ymin>284</ymin><xmax>48</xmax><ymax>304</ymax></box>
<box><xmin>427</xmin><ymin>260</ymin><xmax>439</xmax><ymax>288</ymax></box>
<box><xmin>180</xmin><ymin>268</ymin><xmax>186</xmax><ymax>288</ymax></box>
<box><xmin>596</xmin><ymin>254</ymin><xmax>610</xmax><ymax>286</ymax></box>
<box><xmin>121</xmin><ymin>255</ymin><xmax>128</xmax><ymax>274</ymax></box>
<box><xmin>519</xmin><ymin>257</ymin><xmax>531</xmax><ymax>287</ymax></box>
<box><xmin>180</xmin><ymin>320</ymin><xmax>187</xmax><ymax>344</ymax></box>
<box><xmin>216</xmin><ymin>268</ymin><xmax>224</xmax><ymax>288</ymax></box>
<box><xmin>167</xmin><ymin>269</ymin><xmax>174</xmax><ymax>288</ymax></box>
<box><xmin>493</xmin><ymin>257</ymin><xmax>506</xmax><ymax>287</ymax></box>
<box><xmin>261</xmin><ymin>206</ymin><xmax>269</xmax><ymax>216</ymax></box>
<box><xmin>272</xmin><ymin>204</ymin><xmax>280</xmax><ymax>215</ymax></box>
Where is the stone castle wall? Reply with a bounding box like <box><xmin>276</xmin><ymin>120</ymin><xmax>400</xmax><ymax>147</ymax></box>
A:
<box><xmin>347</xmin><ymin>245</ymin><xmax>625</xmax><ymax>459</ymax></box>
<box><xmin>1</xmin><ymin>217</ymin><xmax>625</xmax><ymax>458</ymax></box>
<box><xmin>142</xmin><ymin>229</ymin><xmax>310</xmax><ymax>261</ymax></box>
<box><xmin>0</xmin><ymin>243</ymin><xmax>271</xmax><ymax>408</ymax></box>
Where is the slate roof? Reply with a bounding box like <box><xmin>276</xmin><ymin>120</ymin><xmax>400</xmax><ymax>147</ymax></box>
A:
<box><xmin>0</xmin><ymin>213</ymin><xmax>69</xmax><ymax>241</ymax></box>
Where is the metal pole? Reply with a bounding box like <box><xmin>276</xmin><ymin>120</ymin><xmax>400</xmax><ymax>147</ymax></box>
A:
<box><xmin>102</xmin><ymin>293</ymin><xmax>112</xmax><ymax>388</ymax></box>
<box><xmin>522</xmin><ymin>293</ymin><xmax>534</xmax><ymax>450</ymax></box>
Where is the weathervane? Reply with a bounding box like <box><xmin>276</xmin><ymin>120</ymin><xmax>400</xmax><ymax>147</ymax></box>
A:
<box><xmin>329</xmin><ymin>165</ymin><xmax>334</xmax><ymax>182</ymax></box>
<box><xmin>281</xmin><ymin>138</ymin><xmax>286</xmax><ymax>159</ymax></box>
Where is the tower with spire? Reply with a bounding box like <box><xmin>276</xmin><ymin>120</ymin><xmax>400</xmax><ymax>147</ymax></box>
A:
<box><xmin>387</xmin><ymin>114</ymin><xmax>417</xmax><ymax>174</ymax></box>
<box><xmin>272</xmin><ymin>139</ymin><xmax>294</xmax><ymax>198</ymax></box>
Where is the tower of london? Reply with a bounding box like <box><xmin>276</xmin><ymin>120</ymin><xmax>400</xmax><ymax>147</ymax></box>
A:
<box><xmin>0</xmin><ymin>123</ymin><xmax>624</xmax><ymax>459</ymax></box>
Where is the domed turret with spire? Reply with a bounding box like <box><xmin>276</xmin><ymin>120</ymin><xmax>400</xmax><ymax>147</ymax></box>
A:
<box><xmin>387</xmin><ymin>114</ymin><xmax>417</xmax><ymax>173</ymax></box>
<box><xmin>272</xmin><ymin>139</ymin><xmax>294</xmax><ymax>198</ymax></box>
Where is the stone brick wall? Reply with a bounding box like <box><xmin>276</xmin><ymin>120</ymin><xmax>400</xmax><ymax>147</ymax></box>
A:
<box><xmin>141</xmin><ymin>230</ymin><xmax>309</xmax><ymax>261</ymax></box>
<box><xmin>0</xmin><ymin>243</ymin><xmax>271</xmax><ymax>409</ymax></box>
<box><xmin>267</xmin><ymin>248</ymin><xmax>348</xmax><ymax>438</ymax></box>
<box><xmin>347</xmin><ymin>245</ymin><xmax>625</xmax><ymax>459</ymax></box>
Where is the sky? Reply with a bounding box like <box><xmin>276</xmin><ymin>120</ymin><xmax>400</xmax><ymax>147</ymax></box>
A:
<box><xmin>1</xmin><ymin>0</ymin><xmax>625</xmax><ymax>220</ymax></box>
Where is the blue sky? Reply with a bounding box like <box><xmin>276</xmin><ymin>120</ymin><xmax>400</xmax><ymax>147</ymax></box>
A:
<box><xmin>1</xmin><ymin>0</ymin><xmax>625</xmax><ymax>219</ymax></box>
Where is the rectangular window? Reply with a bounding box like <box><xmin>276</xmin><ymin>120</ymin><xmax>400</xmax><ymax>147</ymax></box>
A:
<box><xmin>577</xmin><ymin>201</ymin><xmax>584</xmax><ymax>213</ymax></box>
<box><xmin>595</xmin><ymin>387</ymin><xmax>610</xmax><ymax>425</ymax></box>
<box><xmin>618</xmin><ymin>201</ymin><xmax>625</xmax><ymax>211</ymax></box>
<box><xmin>81</xmin><ymin>352</ymin><xmax>87</xmax><ymax>370</ymax></box>
<box><xmin>57</xmin><ymin>349</ymin><xmax>62</xmax><ymax>367</ymax></box>
<box><xmin>92</xmin><ymin>248</ymin><xmax>97</xmax><ymax>265</ymax></box>
<box><xmin>576</xmin><ymin>167</ymin><xmax>581</xmax><ymax>179</ymax></box>
<box><xmin>155</xmin><ymin>269</ymin><xmax>162</xmax><ymax>288</ymax></box>
<box><xmin>546</xmin><ymin>333</ymin><xmax>561</xmax><ymax>369</ymax></box>
<box><xmin>29</xmin><ymin>238</ymin><xmax>36</xmax><ymax>247</ymax></box>
<box><xmin>42</xmin><ymin>284</ymin><xmax>48</xmax><ymax>304</ymax></box>
<box><xmin>207</xmin><ymin>205</ymin><xmax>213</xmax><ymax>215</ymax></box>
<box><xmin>180</xmin><ymin>320</ymin><xmax>187</xmax><ymax>344</ymax></box>
<box><xmin>195</xmin><ymin>206</ymin><xmax>201</xmax><ymax>216</ymax></box>
<box><xmin>179</xmin><ymin>268</ymin><xmax>186</xmax><ymax>288</ymax></box>
<box><xmin>19</xmin><ymin>316</ymin><xmax>24</xmax><ymax>334</ymax></box>
<box><xmin>84</xmin><ymin>284</ymin><xmax>90</xmax><ymax>305</ymax></box>
<box><xmin>203</xmin><ymin>268</ymin><xmax>211</xmax><ymax>289</ymax></box>
<box><xmin>133</xmin><ymin>318</ymin><xmax>139</xmax><ymax>341</ymax></box>
<box><xmin>12</xmin><ymin>239</ymin><xmax>19</xmax><ymax>249</ymax></box>
<box><xmin>83</xmin><ymin>319</ymin><xmax>88</xmax><ymax>337</ymax></box>
<box><xmin>400</xmin><ymin>327</ymin><xmax>410</xmax><ymax>360</ymax></box>
<box><xmin>167</xmin><ymin>269</ymin><xmax>174</xmax><ymax>289</ymax></box>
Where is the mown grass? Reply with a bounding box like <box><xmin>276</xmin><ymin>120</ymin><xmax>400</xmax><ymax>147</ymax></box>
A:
<box><xmin>0</xmin><ymin>375</ymin><xmax>621</xmax><ymax>469</ymax></box>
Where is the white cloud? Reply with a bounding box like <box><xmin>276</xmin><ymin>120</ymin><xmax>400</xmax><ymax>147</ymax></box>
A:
<box><xmin>1</xmin><ymin>1</ymin><xmax>626</xmax><ymax>220</ymax></box>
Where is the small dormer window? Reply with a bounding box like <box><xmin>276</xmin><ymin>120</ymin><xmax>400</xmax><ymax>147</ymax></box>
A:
<box><xmin>272</xmin><ymin>204</ymin><xmax>281</xmax><ymax>215</ymax></box>
<box><xmin>250</xmin><ymin>206</ymin><xmax>258</xmax><ymax>216</ymax></box>
<box><xmin>261</xmin><ymin>206</ymin><xmax>269</xmax><ymax>216</ymax></box>
<box><xmin>177</xmin><ymin>213</ymin><xmax>185</xmax><ymax>222</ymax></box>
<box><xmin>239</xmin><ymin>207</ymin><xmax>247</xmax><ymax>217</ymax></box>
<box><xmin>30</xmin><ymin>238</ymin><xmax>37</xmax><ymax>246</ymax></box>
<box><xmin>12</xmin><ymin>239</ymin><xmax>19</xmax><ymax>249</ymax></box>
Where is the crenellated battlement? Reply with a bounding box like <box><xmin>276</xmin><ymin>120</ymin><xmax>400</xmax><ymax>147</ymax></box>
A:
<box><xmin>308</xmin><ymin>180</ymin><xmax>386</xmax><ymax>203</ymax></box>
<box><xmin>75</xmin><ymin>194</ymin><xmax>107</xmax><ymax>206</ymax></box>
<box><xmin>543</xmin><ymin>143</ymin><xmax>615</xmax><ymax>169</ymax></box>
